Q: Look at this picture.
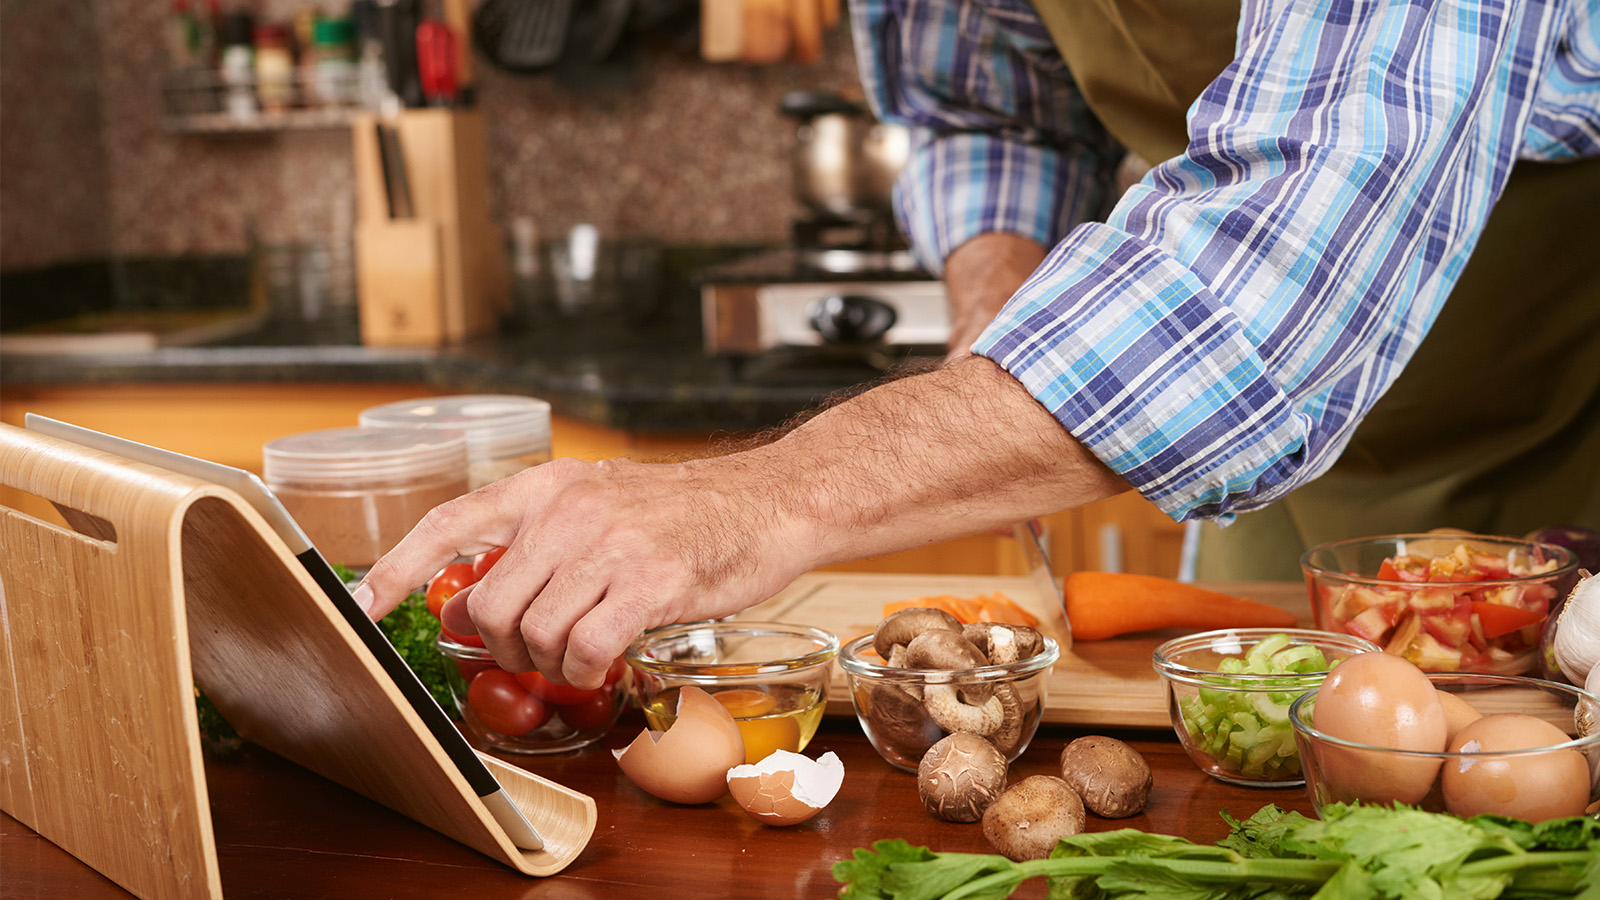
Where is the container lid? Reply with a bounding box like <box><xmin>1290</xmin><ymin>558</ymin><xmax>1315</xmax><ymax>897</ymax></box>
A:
<box><xmin>358</xmin><ymin>395</ymin><xmax>552</xmax><ymax>461</ymax></box>
<box><xmin>313</xmin><ymin>17</ymin><xmax>356</xmax><ymax>46</ymax></box>
<box><xmin>262</xmin><ymin>427</ymin><xmax>468</xmax><ymax>486</ymax></box>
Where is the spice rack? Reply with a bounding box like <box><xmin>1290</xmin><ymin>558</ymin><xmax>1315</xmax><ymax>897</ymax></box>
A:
<box><xmin>160</xmin><ymin>68</ymin><xmax>366</xmax><ymax>134</ymax></box>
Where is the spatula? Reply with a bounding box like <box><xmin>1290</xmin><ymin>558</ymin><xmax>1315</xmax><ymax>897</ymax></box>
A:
<box><xmin>474</xmin><ymin>0</ymin><xmax>573</xmax><ymax>71</ymax></box>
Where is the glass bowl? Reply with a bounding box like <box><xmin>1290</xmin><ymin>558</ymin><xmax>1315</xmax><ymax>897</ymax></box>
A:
<box><xmin>1290</xmin><ymin>672</ymin><xmax>1600</xmax><ymax>821</ymax></box>
<box><xmin>624</xmin><ymin>621</ymin><xmax>839</xmax><ymax>765</ymax></box>
<box><xmin>437</xmin><ymin>635</ymin><xmax>630</xmax><ymax>754</ymax></box>
<box><xmin>837</xmin><ymin>632</ymin><xmax>1060</xmax><ymax>773</ymax></box>
<box><xmin>1153</xmin><ymin>628</ymin><xmax>1382</xmax><ymax>787</ymax></box>
<box><xmin>1301</xmin><ymin>534</ymin><xmax>1578</xmax><ymax>675</ymax></box>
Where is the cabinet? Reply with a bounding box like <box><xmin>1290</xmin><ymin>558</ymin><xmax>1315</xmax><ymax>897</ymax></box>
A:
<box><xmin>0</xmin><ymin>383</ymin><xmax>1184</xmax><ymax>578</ymax></box>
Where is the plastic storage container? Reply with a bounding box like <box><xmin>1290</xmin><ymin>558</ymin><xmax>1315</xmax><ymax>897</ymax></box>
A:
<box><xmin>263</xmin><ymin>427</ymin><xmax>470</xmax><ymax>569</ymax></box>
<box><xmin>358</xmin><ymin>394</ymin><xmax>553</xmax><ymax>490</ymax></box>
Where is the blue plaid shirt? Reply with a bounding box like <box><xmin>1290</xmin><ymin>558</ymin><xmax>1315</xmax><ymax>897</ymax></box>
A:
<box><xmin>851</xmin><ymin>0</ymin><xmax>1600</xmax><ymax>523</ymax></box>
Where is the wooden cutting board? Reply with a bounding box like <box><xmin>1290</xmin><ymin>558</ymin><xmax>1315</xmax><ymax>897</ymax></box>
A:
<box><xmin>737</xmin><ymin>573</ymin><xmax>1310</xmax><ymax>729</ymax></box>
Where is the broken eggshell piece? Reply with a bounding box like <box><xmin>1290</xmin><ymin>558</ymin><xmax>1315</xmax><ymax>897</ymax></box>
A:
<box><xmin>613</xmin><ymin>685</ymin><xmax>746</xmax><ymax>804</ymax></box>
<box><xmin>727</xmin><ymin>749</ymin><xmax>844</xmax><ymax>826</ymax></box>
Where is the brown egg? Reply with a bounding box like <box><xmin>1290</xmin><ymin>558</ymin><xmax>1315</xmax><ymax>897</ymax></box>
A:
<box><xmin>1436</xmin><ymin>690</ymin><xmax>1483</xmax><ymax>747</ymax></box>
<box><xmin>1442</xmin><ymin>714</ymin><xmax>1590</xmax><ymax>821</ymax></box>
<box><xmin>1311</xmin><ymin>652</ymin><xmax>1446</xmax><ymax>805</ymax></box>
<box><xmin>613</xmin><ymin>686</ymin><xmax>746</xmax><ymax>804</ymax></box>
<box><xmin>726</xmin><ymin>750</ymin><xmax>845</xmax><ymax>826</ymax></box>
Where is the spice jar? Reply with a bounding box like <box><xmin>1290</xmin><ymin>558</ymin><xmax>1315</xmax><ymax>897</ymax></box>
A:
<box><xmin>308</xmin><ymin>17</ymin><xmax>357</xmax><ymax>108</ymax></box>
<box><xmin>358</xmin><ymin>395</ymin><xmax>553</xmax><ymax>490</ymax></box>
<box><xmin>263</xmin><ymin>427</ymin><xmax>469</xmax><ymax>569</ymax></box>
<box><xmin>252</xmin><ymin>23</ymin><xmax>294</xmax><ymax>112</ymax></box>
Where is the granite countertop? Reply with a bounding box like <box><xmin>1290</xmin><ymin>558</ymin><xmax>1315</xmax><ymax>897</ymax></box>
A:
<box><xmin>1</xmin><ymin>303</ymin><xmax>934</xmax><ymax>434</ymax></box>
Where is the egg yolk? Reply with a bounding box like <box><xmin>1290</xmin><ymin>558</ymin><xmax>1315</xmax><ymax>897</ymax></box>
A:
<box><xmin>712</xmin><ymin>688</ymin><xmax>778</xmax><ymax>717</ymax></box>
<box><xmin>736</xmin><ymin>715</ymin><xmax>801</xmax><ymax>765</ymax></box>
<box><xmin>711</xmin><ymin>690</ymin><xmax>800</xmax><ymax>764</ymax></box>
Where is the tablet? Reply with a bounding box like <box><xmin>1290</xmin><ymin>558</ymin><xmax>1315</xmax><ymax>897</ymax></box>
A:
<box><xmin>24</xmin><ymin>414</ymin><xmax>545</xmax><ymax>852</ymax></box>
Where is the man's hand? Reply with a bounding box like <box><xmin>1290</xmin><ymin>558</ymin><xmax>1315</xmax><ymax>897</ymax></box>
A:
<box><xmin>355</xmin><ymin>357</ymin><xmax>1129</xmax><ymax>690</ymax></box>
<box><xmin>942</xmin><ymin>233</ymin><xmax>1048</xmax><ymax>363</ymax></box>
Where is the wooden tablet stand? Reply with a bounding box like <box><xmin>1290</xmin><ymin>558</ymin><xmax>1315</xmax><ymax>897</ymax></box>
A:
<box><xmin>0</xmin><ymin>423</ymin><xmax>596</xmax><ymax>900</ymax></box>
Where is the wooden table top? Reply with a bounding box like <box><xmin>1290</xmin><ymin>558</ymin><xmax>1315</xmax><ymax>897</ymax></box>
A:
<box><xmin>3</xmin><ymin>711</ymin><xmax>1316</xmax><ymax>900</ymax></box>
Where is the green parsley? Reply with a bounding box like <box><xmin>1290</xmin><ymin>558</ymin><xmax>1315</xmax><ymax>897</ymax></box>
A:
<box><xmin>833</xmin><ymin>803</ymin><xmax>1600</xmax><ymax>900</ymax></box>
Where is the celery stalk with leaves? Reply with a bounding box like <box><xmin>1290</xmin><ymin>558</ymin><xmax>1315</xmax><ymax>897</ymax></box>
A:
<box><xmin>833</xmin><ymin>803</ymin><xmax>1600</xmax><ymax>900</ymax></box>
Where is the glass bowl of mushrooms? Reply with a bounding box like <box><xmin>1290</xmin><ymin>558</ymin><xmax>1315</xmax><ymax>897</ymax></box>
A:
<box><xmin>837</xmin><ymin>608</ymin><xmax>1060</xmax><ymax>773</ymax></box>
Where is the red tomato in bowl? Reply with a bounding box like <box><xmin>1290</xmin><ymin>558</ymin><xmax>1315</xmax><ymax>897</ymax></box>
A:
<box><xmin>554</xmin><ymin>692</ymin><xmax>615</xmax><ymax>731</ymax></box>
<box><xmin>471</xmin><ymin>546</ymin><xmax>508</xmax><ymax>581</ymax></box>
<box><xmin>468</xmin><ymin>669</ymin><xmax>550</xmax><ymax>736</ymax></box>
<box><xmin>426</xmin><ymin>562</ymin><xmax>478</xmax><ymax>619</ymax></box>
<box><xmin>514</xmin><ymin>670</ymin><xmax>601</xmax><ymax>706</ymax></box>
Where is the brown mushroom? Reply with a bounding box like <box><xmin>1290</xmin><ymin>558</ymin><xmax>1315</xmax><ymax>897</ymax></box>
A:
<box><xmin>981</xmin><ymin>775</ymin><xmax>1085</xmax><ymax>861</ymax></box>
<box><xmin>986</xmin><ymin>683</ymin><xmax>1027</xmax><ymax>756</ymax></box>
<box><xmin>903</xmin><ymin>630</ymin><xmax>1008</xmax><ymax>736</ymax></box>
<box><xmin>1058</xmin><ymin>736</ymin><xmax>1152</xmax><ymax>818</ymax></box>
<box><xmin>863</xmin><ymin>683</ymin><xmax>942</xmax><ymax>765</ymax></box>
<box><xmin>874</xmin><ymin>607</ymin><xmax>962</xmax><ymax>659</ymax></box>
<box><xmin>917</xmin><ymin>732</ymin><xmax>1008</xmax><ymax>823</ymax></box>
<box><xmin>962</xmin><ymin>623</ymin><xmax>1044</xmax><ymax>665</ymax></box>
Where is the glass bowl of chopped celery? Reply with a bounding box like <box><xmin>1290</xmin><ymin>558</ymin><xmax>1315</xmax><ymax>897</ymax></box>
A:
<box><xmin>1152</xmin><ymin>628</ymin><xmax>1381</xmax><ymax>786</ymax></box>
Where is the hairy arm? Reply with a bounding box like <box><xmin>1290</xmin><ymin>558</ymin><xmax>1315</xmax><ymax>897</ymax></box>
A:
<box><xmin>942</xmin><ymin>233</ymin><xmax>1048</xmax><ymax>362</ymax></box>
<box><xmin>356</xmin><ymin>357</ymin><xmax>1127</xmax><ymax>688</ymax></box>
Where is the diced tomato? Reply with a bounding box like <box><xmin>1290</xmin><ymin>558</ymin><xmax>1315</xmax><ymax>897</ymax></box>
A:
<box><xmin>1376</xmin><ymin>559</ymin><xmax>1403</xmax><ymax>581</ymax></box>
<box><xmin>1470</xmin><ymin>600</ymin><xmax>1545</xmax><ymax>640</ymax></box>
<box><xmin>1346</xmin><ymin>606</ymin><xmax>1396</xmax><ymax>644</ymax></box>
<box><xmin>1417</xmin><ymin>596</ymin><xmax>1472</xmax><ymax>648</ymax></box>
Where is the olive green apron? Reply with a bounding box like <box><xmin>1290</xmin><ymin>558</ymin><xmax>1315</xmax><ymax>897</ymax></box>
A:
<box><xmin>1029</xmin><ymin>0</ymin><xmax>1600</xmax><ymax>580</ymax></box>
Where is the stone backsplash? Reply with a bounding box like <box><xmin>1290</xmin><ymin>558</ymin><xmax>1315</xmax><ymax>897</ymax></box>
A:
<box><xmin>0</xmin><ymin>0</ymin><xmax>864</xmax><ymax>275</ymax></box>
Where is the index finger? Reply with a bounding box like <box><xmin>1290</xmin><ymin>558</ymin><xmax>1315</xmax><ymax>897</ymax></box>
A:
<box><xmin>353</xmin><ymin>491</ymin><xmax>515</xmax><ymax>620</ymax></box>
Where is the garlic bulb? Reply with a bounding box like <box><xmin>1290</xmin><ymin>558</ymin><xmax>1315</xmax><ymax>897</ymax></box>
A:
<box><xmin>1552</xmin><ymin>574</ymin><xmax>1600</xmax><ymax>685</ymax></box>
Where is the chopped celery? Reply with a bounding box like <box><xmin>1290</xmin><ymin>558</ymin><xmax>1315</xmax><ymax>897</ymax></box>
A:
<box><xmin>1177</xmin><ymin>634</ymin><xmax>1329</xmax><ymax>780</ymax></box>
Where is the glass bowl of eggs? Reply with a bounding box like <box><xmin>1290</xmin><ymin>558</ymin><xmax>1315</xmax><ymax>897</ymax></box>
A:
<box><xmin>1152</xmin><ymin>628</ymin><xmax>1382</xmax><ymax>787</ymax></box>
<box><xmin>624</xmin><ymin>621</ymin><xmax>840</xmax><ymax>766</ymax></box>
<box><xmin>1288</xmin><ymin>652</ymin><xmax>1600</xmax><ymax>821</ymax></box>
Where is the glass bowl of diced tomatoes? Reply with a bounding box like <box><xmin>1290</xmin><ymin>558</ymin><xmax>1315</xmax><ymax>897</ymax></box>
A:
<box><xmin>1301</xmin><ymin>534</ymin><xmax>1579</xmax><ymax>675</ymax></box>
<box><xmin>426</xmin><ymin>549</ymin><xmax>630</xmax><ymax>754</ymax></box>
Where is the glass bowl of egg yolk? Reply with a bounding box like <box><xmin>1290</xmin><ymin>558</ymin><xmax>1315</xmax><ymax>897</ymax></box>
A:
<box><xmin>1289</xmin><ymin>658</ymin><xmax>1600</xmax><ymax>822</ymax></box>
<box><xmin>625</xmin><ymin>621</ymin><xmax>840</xmax><ymax>765</ymax></box>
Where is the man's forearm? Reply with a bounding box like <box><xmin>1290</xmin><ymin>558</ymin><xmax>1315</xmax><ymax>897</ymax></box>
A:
<box><xmin>747</xmin><ymin>355</ymin><xmax>1130</xmax><ymax>568</ymax></box>
<box><xmin>943</xmin><ymin>233</ymin><xmax>1049</xmax><ymax>360</ymax></box>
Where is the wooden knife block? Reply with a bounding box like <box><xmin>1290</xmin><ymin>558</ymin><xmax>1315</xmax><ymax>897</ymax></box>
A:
<box><xmin>0</xmin><ymin>423</ymin><xmax>595</xmax><ymax>900</ymax></box>
<box><xmin>352</xmin><ymin>109</ymin><xmax>508</xmax><ymax>347</ymax></box>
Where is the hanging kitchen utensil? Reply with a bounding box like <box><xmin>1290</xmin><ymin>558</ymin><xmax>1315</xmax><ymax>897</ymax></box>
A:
<box><xmin>416</xmin><ymin>19</ymin><xmax>460</xmax><ymax>105</ymax></box>
<box><xmin>552</xmin><ymin>0</ymin><xmax>635</xmax><ymax>88</ymax></box>
<box><xmin>375</xmin><ymin>0</ymin><xmax>424</xmax><ymax>107</ymax></box>
<box><xmin>473</xmin><ymin>0</ymin><xmax>573</xmax><ymax>72</ymax></box>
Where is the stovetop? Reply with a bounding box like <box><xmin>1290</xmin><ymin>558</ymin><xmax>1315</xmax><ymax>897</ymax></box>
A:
<box><xmin>696</xmin><ymin>247</ymin><xmax>933</xmax><ymax>285</ymax></box>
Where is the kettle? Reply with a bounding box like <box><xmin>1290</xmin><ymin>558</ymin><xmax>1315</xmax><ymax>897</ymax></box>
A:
<box><xmin>780</xmin><ymin>90</ymin><xmax>910</xmax><ymax>220</ymax></box>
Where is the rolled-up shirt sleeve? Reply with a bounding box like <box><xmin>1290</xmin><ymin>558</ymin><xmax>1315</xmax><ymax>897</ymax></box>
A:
<box><xmin>974</xmin><ymin>0</ymin><xmax>1595</xmax><ymax>523</ymax></box>
<box><xmin>848</xmin><ymin>0</ymin><xmax>1121</xmax><ymax>274</ymax></box>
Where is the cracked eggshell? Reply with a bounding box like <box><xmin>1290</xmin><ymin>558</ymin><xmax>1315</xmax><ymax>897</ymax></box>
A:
<box><xmin>727</xmin><ymin>749</ymin><xmax>845</xmax><ymax>826</ymax></box>
<box><xmin>613</xmin><ymin>685</ymin><xmax>746</xmax><ymax>804</ymax></box>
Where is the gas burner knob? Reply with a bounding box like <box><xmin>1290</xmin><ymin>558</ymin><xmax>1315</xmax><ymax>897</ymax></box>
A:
<box><xmin>807</xmin><ymin>294</ymin><xmax>897</xmax><ymax>344</ymax></box>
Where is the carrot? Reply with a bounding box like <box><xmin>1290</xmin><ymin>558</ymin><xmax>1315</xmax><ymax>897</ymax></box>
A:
<box><xmin>976</xmin><ymin>593</ymin><xmax>1040</xmax><ymax>627</ymax></box>
<box><xmin>1063</xmin><ymin>571</ymin><xmax>1298</xmax><ymax>640</ymax></box>
<box><xmin>882</xmin><ymin>592</ymin><xmax>1041</xmax><ymax>627</ymax></box>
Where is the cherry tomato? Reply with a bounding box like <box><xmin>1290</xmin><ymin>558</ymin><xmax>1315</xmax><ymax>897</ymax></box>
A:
<box><xmin>471</xmin><ymin>546</ymin><xmax>508</xmax><ymax>581</ymax></box>
<box><xmin>553</xmin><ymin>692</ymin><xmax>615</xmax><ymax>731</ymax></box>
<box><xmin>514</xmin><ymin>670</ymin><xmax>603</xmax><ymax>706</ymax></box>
<box><xmin>468</xmin><ymin>669</ymin><xmax>550</xmax><ymax>736</ymax></box>
<box><xmin>603</xmin><ymin>656</ymin><xmax>628</xmax><ymax>687</ymax></box>
<box><xmin>454</xmin><ymin>658</ymin><xmax>494</xmax><ymax>682</ymax></box>
<box><xmin>441</xmin><ymin>624</ymin><xmax>485</xmax><ymax>648</ymax></box>
<box><xmin>426</xmin><ymin>562</ymin><xmax>478</xmax><ymax>619</ymax></box>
